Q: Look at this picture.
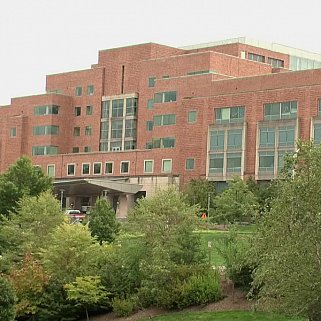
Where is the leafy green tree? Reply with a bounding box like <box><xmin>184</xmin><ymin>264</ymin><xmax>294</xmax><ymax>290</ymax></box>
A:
<box><xmin>64</xmin><ymin>276</ymin><xmax>108</xmax><ymax>321</ymax></box>
<box><xmin>0</xmin><ymin>276</ymin><xmax>16</xmax><ymax>321</ymax></box>
<box><xmin>88</xmin><ymin>198</ymin><xmax>120</xmax><ymax>244</ymax></box>
<box><xmin>252</xmin><ymin>141</ymin><xmax>321</xmax><ymax>321</ymax></box>
<box><xmin>0</xmin><ymin>156</ymin><xmax>52</xmax><ymax>217</ymax></box>
<box><xmin>214</xmin><ymin>177</ymin><xmax>258</xmax><ymax>223</ymax></box>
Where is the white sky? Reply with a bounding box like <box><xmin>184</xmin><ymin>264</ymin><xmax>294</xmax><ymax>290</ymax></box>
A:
<box><xmin>1</xmin><ymin>0</ymin><xmax>320</xmax><ymax>105</ymax></box>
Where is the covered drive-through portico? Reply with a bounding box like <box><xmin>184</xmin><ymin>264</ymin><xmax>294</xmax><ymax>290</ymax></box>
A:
<box><xmin>53</xmin><ymin>178</ymin><xmax>143</xmax><ymax>218</ymax></box>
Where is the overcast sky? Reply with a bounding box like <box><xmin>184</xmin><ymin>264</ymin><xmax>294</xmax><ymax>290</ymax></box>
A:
<box><xmin>1</xmin><ymin>0</ymin><xmax>320</xmax><ymax>105</ymax></box>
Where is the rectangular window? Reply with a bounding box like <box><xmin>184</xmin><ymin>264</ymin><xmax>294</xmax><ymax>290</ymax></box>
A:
<box><xmin>153</xmin><ymin>114</ymin><xmax>176</xmax><ymax>126</ymax></box>
<box><xmin>215</xmin><ymin>106</ymin><xmax>244</xmax><ymax>124</ymax></box>
<box><xmin>260</xmin><ymin>128</ymin><xmax>275</xmax><ymax>147</ymax></box>
<box><xmin>93</xmin><ymin>162</ymin><xmax>102</xmax><ymax>175</ymax></box>
<box><xmin>47</xmin><ymin>164</ymin><xmax>55</xmax><ymax>177</ymax></box>
<box><xmin>162</xmin><ymin>159</ymin><xmax>172</xmax><ymax>173</ymax></box>
<box><xmin>226</xmin><ymin>153</ymin><xmax>242</xmax><ymax>173</ymax></box>
<box><xmin>100</xmin><ymin>121</ymin><xmax>109</xmax><ymax>139</ymax></box>
<box><xmin>148</xmin><ymin>77</ymin><xmax>156</xmax><ymax>87</ymax></box>
<box><xmin>82</xmin><ymin>163</ymin><xmax>90</xmax><ymax>175</ymax></box>
<box><xmin>188</xmin><ymin>110</ymin><xmax>197</xmax><ymax>123</ymax></box>
<box><xmin>147</xmin><ymin>99</ymin><xmax>154</xmax><ymax>109</ymax></box>
<box><xmin>146</xmin><ymin>121</ymin><xmax>153</xmax><ymax>131</ymax></box>
<box><xmin>86</xmin><ymin>105</ymin><xmax>93</xmax><ymax>115</ymax></box>
<box><xmin>101</xmin><ymin>101</ymin><xmax>110</xmax><ymax>118</ymax></box>
<box><xmin>75</xmin><ymin>106</ymin><xmax>81</xmax><ymax>116</ymax></box>
<box><xmin>72</xmin><ymin>147</ymin><xmax>79</xmax><ymax>153</ymax></box>
<box><xmin>125</xmin><ymin>119</ymin><xmax>136</xmax><ymax>137</ymax></box>
<box><xmin>100</xmin><ymin>142</ymin><xmax>108</xmax><ymax>151</ymax></box>
<box><xmin>85</xmin><ymin>126</ymin><xmax>92</xmax><ymax>136</ymax></box>
<box><xmin>105</xmin><ymin>162</ymin><xmax>113</xmax><ymax>174</ymax></box>
<box><xmin>278</xmin><ymin>126</ymin><xmax>295</xmax><ymax>147</ymax></box>
<box><xmin>34</xmin><ymin>105</ymin><xmax>59</xmax><ymax>116</ymax></box>
<box><xmin>185</xmin><ymin>158</ymin><xmax>195</xmax><ymax>170</ymax></box>
<box><xmin>154</xmin><ymin>91</ymin><xmax>177</xmax><ymax>103</ymax></box>
<box><xmin>314</xmin><ymin>124</ymin><xmax>321</xmax><ymax>144</ymax></box>
<box><xmin>227</xmin><ymin>129</ymin><xmax>242</xmax><ymax>149</ymax></box>
<box><xmin>146</xmin><ymin>141</ymin><xmax>152</xmax><ymax>149</ymax></box>
<box><xmin>84</xmin><ymin>146</ymin><xmax>91</xmax><ymax>152</ymax></box>
<box><xmin>120</xmin><ymin>161</ymin><xmax>130</xmax><ymax>174</ymax></box>
<box><xmin>33</xmin><ymin>125</ymin><xmax>59</xmax><ymax>136</ymax></box>
<box><xmin>259</xmin><ymin>151</ymin><xmax>275</xmax><ymax>172</ymax></box>
<box><xmin>248</xmin><ymin>52</ymin><xmax>265</xmax><ymax>63</ymax></box>
<box><xmin>111</xmin><ymin>141</ymin><xmax>122</xmax><ymax>151</ymax></box>
<box><xmin>124</xmin><ymin>141</ymin><xmax>136</xmax><ymax>150</ymax></box>
<box><xmin>268</xmin><ymin>57</ymin><xmax>284</xmax><ymax>68</ymax></box>
<box><xmin>126</xmin><ymin>98</ymin><xmax>137</xmax><ymax>116</ymax></box>
<box><xmin>75</xmin><ymin>86</ymin><xmax>82</xmax><ymax>96</ymax></box>
<box><xmin>209</xmin><ymin>154</ymin><xmax>224</xmax><ymax>173</ymax></box>
<box><xmin>144</xmin><ymin>160</ymin><xmax>154</xmax><ymax>173</ymax></box>
<box><xmin>162</xmin><ymin>137</ymin><xmax>175</xmax><ymax>148</ymax></box>
<box><xmin>112</xmin><ymin>99</ymin><xmax>124</xmax><ymax>117</ymax></box>
<box><xmin>32</xmin><ymin>146</ymin><xmax>58</xmax><ymax>156</ymax></box>
<box><xmin>67</xmin><ymin>164</ymin><xmax>75</xmax><ymax>176</ymax></box>
<box><xmin>73</xmin><ymin>127</ymin><xmax>80</xmax><ymax>136</ymax></box>
<box><xmin>10</xmin><ymin>127</ymin><xmax>16</xmax><ymax>137</ymax></box>
<box><xmin>264</xmin><ymin>101</ymin><xmax>297</xmax><ymax>120</ymax></box>
<box><xmin>87</xmin><ymin>85</ymin><xmax>94</xmax><ymax>95</ymax></box>
<box><xmin>111</xmin><ymin>120</ymin><xmax>123</xmax><ymax>139</ymax></box>
<box><xmin>210</xmin><ymin>130</ymin><xmax>225</xmax><ymax>151</ymax></box>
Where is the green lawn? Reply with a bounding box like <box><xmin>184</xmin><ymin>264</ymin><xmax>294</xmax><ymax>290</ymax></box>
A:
<box><xmin>138</xmin><ymin>311</ymin><xmax>306</xmax><ymax>321</ymax></box>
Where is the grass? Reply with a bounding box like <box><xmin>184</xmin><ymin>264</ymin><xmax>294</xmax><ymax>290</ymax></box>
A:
<box><xmin>138</xmin><ymin>311</ymin><xmax>306</xmax><ymax>321</ymax></box>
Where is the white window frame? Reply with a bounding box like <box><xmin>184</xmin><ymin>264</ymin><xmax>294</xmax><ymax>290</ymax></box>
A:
<box><xmin>67</xmin><ymin>163</ymin><xmax>76</xmax><ymax>176</ymax></box>
<box><xmin>162</xmin><ymin>159</ymin><xmax>172</xmax><ymax>173</ymax></box>
<box><xmin>120</xmin><ymin>161</ymin><xmax>130</xmax><ymax>174</ymax></box>
<box><xmin>47</xmin><ymin>164</ymin><xmax>55</xmax><ymax>177</ymax></box>
<box><xmin>93</xmin><ymin>162</ymin><xmax>102</xmax><ymax>175</ymax></box>
<box><xmin>105</xmin><ymin>161</ymin><xmax>114</xmax><ymax>175</ymax></box>
<box><xmin>144</xmin><ymin>160</ymin><xmax>154</xmax><ymax>173</ymax></box>
<box><xmin>82</xmin><ymin>163</ymin><xmax>91</xmax><ymax>175</ymax></box>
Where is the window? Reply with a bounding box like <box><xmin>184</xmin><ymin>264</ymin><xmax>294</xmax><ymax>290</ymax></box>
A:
<box><xmin>153</xmin><ymin>114</ymin><xmax>176</xmax><ymax>126</ymax></box>
<box><xmin>279</xmin><ymin>126</ymin><xmax>295</xmax><ymax>147</ymax></box>
<box><xmin>209</xmin><ymin>154</ymin><xmax>224</xmax><ymax>173</ymax></box>
<box><xmin>100</xmin><ymin>142</ymin><xmax>108</xmax><ymax>151</ymax></box>
<box><xmin>75</xmin><ymin>86</ymin><xmax>82</xmax><ymax>96</ymax></box>
<box><xmin>47</xmin><ymin>164</ymin><xmax>55</xmax><ymax>177</ymax></box>
<box><xmin>93</xmin><ymin>162</ymin><xmax>102</xmax><ymax>175</ymax></box>
<box><xmin>248</xmin><ymin>52</ymin><xmax>265</xmax><ymax>63</ymax></box>
<box><xmin>111</xmin><ymin>141</ymin><xmax>122</xmax><ymax>151</ymax></box>
<box><xmin>73</xmin><ymin>127</ymin><xmax>80</xmax><ymax>136</ymax></box>
<box><xmin>152</xmin><ymin>137</ymin><xmax>175</xmax><ymax>148</ymax></box>
<box><xmin>100</xmin><ymin>121</ymin><xmax>109</xmax><ymax>139</ymax></box>
<box><xmin>72</xmin><ymin>147</ymin><xmax>79</xmax><ymax>153</ymax></box>
<box><xmin>146</xmin><ymin>141</ymin><xmax>152</xmax><ymax>149</ymax></box>
<box><xmin>210</xmin><ymin>130</ymin><xmax>224</xmax><ymax>151</ymax></box>
<box><xmin>111</xmin><ymin>120</ymin><xmax>123</xmax><ymax>138</ymax></box>
<box><xmin>84</xmin><ymin>146</ymin><xmax>91</xmax><ymax>152</ymax></box>
<box><xmin>185</xmin><ymin>158</ymin><xmax>195</xmax><ymax>170</ymax></box>
<box><xmin>67</xmin><ymin>164</ymin><xmax>75</xmax><ymax>176</ymax></box>
<box><xmin>105</xmin><ymin>162</ymin><xmax>113</xmax><ymax>174</ymax></box>
<box><xmin>268</xmin><ymin>57</ymin><xmax>284</xmax><ymax>68</ymax></box>
<box><xmin>32</xmin><ymin>145</ymin><xmax>58</xmax><ymax>156</ymax></box>
<box><xmin>101</xmin><ymin>101</ymin><xmax>110</xmax><ymax>118</ymax></box>
<box><xmin>278</xmin><ymin>151</ymin><xmax>292</xmax><ymax>171</ymax></box>
<box><xmin>314</xmin><ymin>124</ymin><xmax>321</xmax><ymax>144</ymax></box>
<box><xmin>87</xmin><ymin>85</ymin><xmax>94</xmax><ymax>95</ymax></box>
<box><xmin>86</xmin><ymin>105</ymin><xmax>93</xmax><ymax>115</ymax></box>
<box><xmin>33</xmin><ymin>125</ymin><xmax>59</xmax><ymax>136</ymax></box>
<box><xmin>34</xmin><ymin>105</ymin><xmax>59</xmax><ymax>116</ymax></box>
<box><xmin>112</xmin><ymin>99</ymin><xmax>124</xmax><ymax>117</ymax></box>
<box><xmin>124</xmin><ymin>141</ymin><xmax>136</xmax><ymax>150</ymax></box>
<box><xmin>120</xmin><ymin>161</ymin><xmax>130</xmax><ymax>174</ymax></box>
<box><xmin>227</xmin><ymin>129</ymin><xmax>242</xmax><ymax>149</ymax></box>
<box><xmin>146</xmin><ymin>121</ymin><xmax>153</xmax><ymax>131</ymax></box>
<box><xmin>215</xmin><ymin>106</ymin><xmax>244</xmax><ymax>124</ymax></box>
<box><xmin>147</xmin><ymin>99</ymin><xmax>154</xmax><ymax>109</ymax></box>
<box><xmin>125</xmin><ymin>119</ymin><xmax>136</xmax><ymax>137</ymax></box>
<box><xmin>259</xmin><ymin>151</ymin><xmax>275</xmax><ymax>172</ymax></box>
<box><xmin>82</xmin><ymin>163</ymin><xmax>90</xmax><ymax>175</ymax></box>
<box><xmin>264</xmin><ymin>101</ymin><xmax>297</xmax><ymax>120</ymax></box>
<box><xmin>162</xmin><ymin>159</ymin><xmax>172</xmax><ymax>173</ymax></box>
<box><xmin>85</xmin><ymin>126</ymin><xmax>92</xmax><ymax>136</ymax></box>
<box><xmin>75</xmin><ymin>106</ymin><xmax>81</xmax><ymax>116</ymax></box>
<box><xmin>154</xmin><ymin>91</ymin><xmax>177</xmax><ymax>103</ymax></box>
<box><xmin>227</xmin><ymin>153</ymin><xmax>242</xmax><ymax>173</ymax></box>
<box><xmin>126</xmin><ymin>98</ymin><xmax>137</xmax><ymax>116</ymax></box>
<box><xmin>188</xmin><ymin>110</ymin><xmax>197</xmax><ymax>123</ymax></box>
<box><xmin>148</xmin><ymin>77</ymin><xmax>156</xmax><ymax>87</ymax></box>
<box><xmin>9</xmin><ymin>127</ymin><xmax>16</xmax><ymax>137</ymax></box>
<box><xmin>260</xmin><ymin>128</ymin><xmax>275</xmax><ymax>147</ymax></box>
<box><xmin>144</xmin><ymin>160</ymin><xmax>154</xmax><ymax>173</ymax></box>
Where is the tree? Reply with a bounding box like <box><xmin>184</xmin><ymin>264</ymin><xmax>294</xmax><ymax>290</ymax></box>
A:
<box><xmin>64</xmin><ymin>276</ymin><xmax>108</xmax><ymax>321</ymax></box>
<box><xmin>252</xmin><ymin>141</ymin><xmax>321</xmax><ymax>321</ymax></box>
<box><xmin>88</xmin><ymin>198</ymin><xmax>120</xmax><ymax>244</ymax></box>
<box><xmin>0</xmin><ymin>277</ymin><xmax>16</xmax><ymax>321</ymax></box>
<box><xmin>214</xmin><ymin>177</ymin><xmax>258</xmax><ymax>223</ymax></box>
<box><xmin>0</xmin><ymin>156</ymin><xmax>52</xmax><ymax>217</ymax></box>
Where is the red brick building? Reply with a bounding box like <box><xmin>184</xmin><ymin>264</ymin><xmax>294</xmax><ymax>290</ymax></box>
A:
<box><xmin>2</xmin><ymin>37</ymin><xmax>321</xmax><ymax>216</ymax></box>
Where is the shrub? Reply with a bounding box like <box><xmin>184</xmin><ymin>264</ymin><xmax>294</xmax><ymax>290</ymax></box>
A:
<box><xmin>112</xmin><ymin>296</ymin><xmax>138</xmax><ymax>317</ymax></box>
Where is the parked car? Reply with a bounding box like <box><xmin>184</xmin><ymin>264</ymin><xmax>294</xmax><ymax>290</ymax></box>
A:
<box><xmin>65</xmin><ymin>209</ymin><xmax>86</xmax><ymax>222</ymax></box>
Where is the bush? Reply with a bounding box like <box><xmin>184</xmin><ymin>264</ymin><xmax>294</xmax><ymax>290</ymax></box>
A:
<box><xmin>112</xmin><ymin>296</ymin><xmax>138</xmax><ymax>317</ymax></box>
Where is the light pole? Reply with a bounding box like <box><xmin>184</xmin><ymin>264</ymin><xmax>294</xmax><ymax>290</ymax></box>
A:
<box><xmin>60</xmin><ymin>189</ymin><xmax>65</xmax><ymax>211</ymax></box>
